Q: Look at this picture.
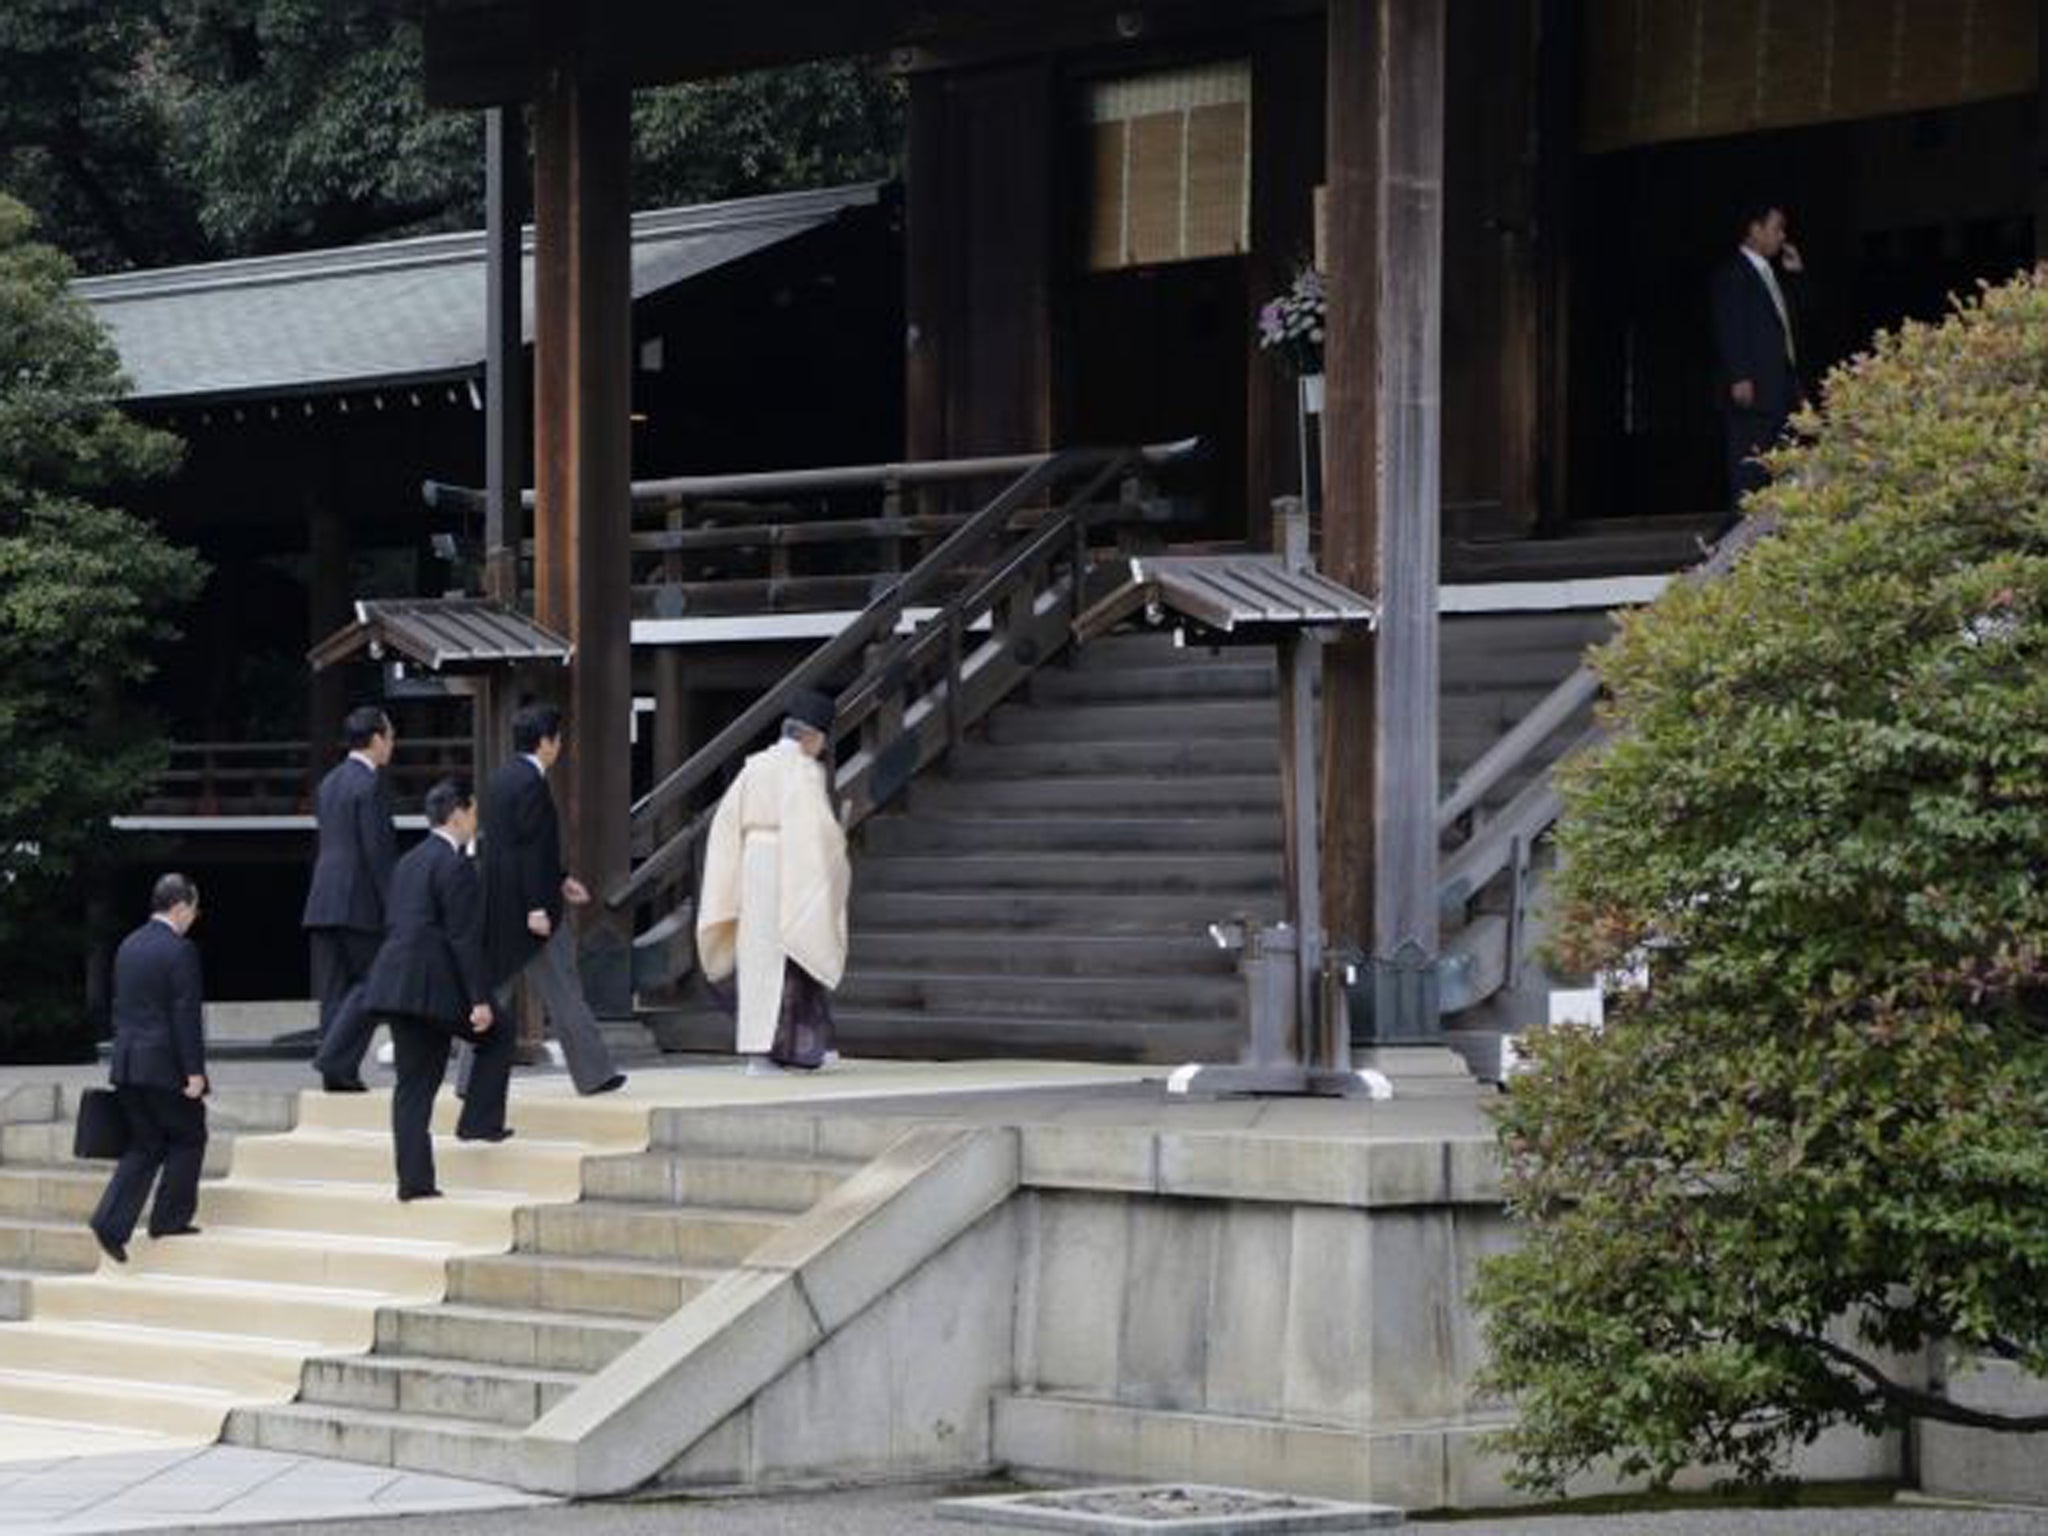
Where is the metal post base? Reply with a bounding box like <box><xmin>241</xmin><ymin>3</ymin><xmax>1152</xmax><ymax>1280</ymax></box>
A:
<box><xmin>1166</xmin><ymin>1062</ymin><xmax>1394</xmax><ymax>1100</ymax></box>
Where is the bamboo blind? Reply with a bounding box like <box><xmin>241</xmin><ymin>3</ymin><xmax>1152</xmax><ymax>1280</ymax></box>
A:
<box><xmin>1087</xmin><ymin>61</ymin><xmax>1252</xmax><ymax>270</ymax></box>
<box><xmin>1582</xmin><ymin>0</ymin><xmax>2037</xmax><ymax>152</ymax></box>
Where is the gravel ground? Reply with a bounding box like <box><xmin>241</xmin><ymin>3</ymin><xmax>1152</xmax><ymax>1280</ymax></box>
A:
<box><xmin>179</xmin><ymin>1484</ymin><xmax>2048</xmax><ymax>1536</ymax></box>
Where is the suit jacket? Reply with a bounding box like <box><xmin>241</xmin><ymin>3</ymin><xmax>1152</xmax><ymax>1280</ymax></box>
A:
<box><xmin>1710</xmin><ymin>253</ymin><xmax>1802</xmax><ymax>422</ymax></box>
<box><xmin>108</xmin><ymin>919</ymin><xmax>205</xmax><ymax>1091</ymax></box>
<box><xmin>481</xmin><ymin>757</ymin><xmax>565</xmax><ymax>984</ymax></box>
<box><xmin>301</xmin><ymin>757</ymin><xmax>398</xmax><ymax>933</ymax></box>
<box><xmin>361</xmin><ymin>833</ymin><xmax>491</xmax><ymax>1030</ymax></box>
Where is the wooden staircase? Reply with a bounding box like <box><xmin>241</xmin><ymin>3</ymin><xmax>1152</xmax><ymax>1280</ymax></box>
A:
<box><xmin>644</xmin><ymin>610</ymin><xmax>1608</xmax><ymax>1063</ymax></box>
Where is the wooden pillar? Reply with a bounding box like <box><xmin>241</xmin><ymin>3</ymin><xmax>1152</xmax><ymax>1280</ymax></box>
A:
<box><xmin>1246</xmin><ymin>17</ymin><xmax>1327</xmax><ymax>533</ymax></box>
<box><xmin>483</xmin><ymin>106</ymin><xmax>526</xmax><ymax>605</ymax></box>
<box><xmin>1323</xmin><ymin>0</ymin><xmax>1446</xmax><ymax>1040</ymax></box>
<box><xmin>904</xmin><ymin>71</ymin><xmax>952</xmax><ymax>463</ymax></box>
<box><xmin>307</xmin><ymin>487</ymin><xmax>350</xmax><ymax>800</ymax></box>
<box><xmin>1534</xmin><ymin>0</ymin><xmax>1579</xmax><ymax>532</ymax></box>
<box><xmin>2036</xmin><ymin>0</ymin><xmax>2048</xmax><ymax>263</ymax></box>
<box><xmin>533</xmin><ymin>62</ymin><xmax>634</xmax><ymax>1014</ymax></box>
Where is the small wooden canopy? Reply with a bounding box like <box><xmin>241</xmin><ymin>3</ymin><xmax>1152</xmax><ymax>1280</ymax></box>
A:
<box><xmin>1075</xmin><ymin>554</ymin><xmax>1377</xmax><ymax>646</ymax></box>
<box><xmin>309</xmin><ymin>598</ymin><xmax>573</xmax><ymax>674</ymax></box>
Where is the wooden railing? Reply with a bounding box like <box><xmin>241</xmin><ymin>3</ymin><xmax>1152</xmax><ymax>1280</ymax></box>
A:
<box><xmin>605</xmin><ymin>440</ymin><xmax>1201</xmax><ymax>935</ymax></box>
<box><xmin>1433</xmin><ymin>514</ymin><xmax>1772</xmax><ymax>967</ymax></box>
<box><xmin>139</xmin><ymin>738</ymin><xmax>473</xmax><ymax>817</ymax></box>
<box><xmin>427</xmin><ymin>450</ymin><xmax>1196</xmax><ymax>619</ymax></box>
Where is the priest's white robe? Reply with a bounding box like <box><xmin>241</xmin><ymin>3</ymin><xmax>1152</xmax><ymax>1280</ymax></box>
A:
<box><xmin>696</xmin><ymin>738</ymin><xmax>850</xmax><ymax>1055</ymax></box>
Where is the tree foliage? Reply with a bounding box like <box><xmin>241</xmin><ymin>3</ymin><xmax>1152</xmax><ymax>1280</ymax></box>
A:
<box><xmin>0</xmin><ymin>196</ymin><xmax>203</xmax><ymax>1057</ymax></box>
<box><xmin>1476</xmin><ymin>271</ymin><xmax>2048</xmax><ymax>1492</ymax></box>
<box><xmin>0</xmin><ymin>0</ymin><xmax>903</xmax><ymax>273</ymax></box>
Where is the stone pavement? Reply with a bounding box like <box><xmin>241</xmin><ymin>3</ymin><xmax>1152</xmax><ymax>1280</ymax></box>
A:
<box><xmin>114</xmin><ymin>1485</ymin><xmax>2048</xmax><ymax>1536</ymax></box>
<box><xmin>0</xmin><ymin>1442</ymin><xmax>546</xmax><ymax>1534</ymax></box>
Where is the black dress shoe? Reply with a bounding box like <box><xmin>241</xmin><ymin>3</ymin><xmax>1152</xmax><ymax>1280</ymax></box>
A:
<box><xmin>586</xmin><ymin>1073</ymin><xmax>627</xmax><ymax>1096</ymax></box>
<box><xmin>457</xmin><ymin>1127</ymin><xmax>515</xmax><ymax>1143</ymax></box>
<box><xmin>321</xmin><ymin>1073</ymin><xmax>369</xmax><ymax>1093</ymax></box>
<box><xmin>91</xmin><ymin>1226</ymin><xmax>128</xmax><ymax>1264</ymax></box>
<box><xmin>148</xmin><ymin>1224</ymin><xmax>201</xmax><ymax>1240</ymax></box>
<box><xmin>397</xmin><ymin>1187</ymin><xmax>444</xmax><ymax>1202</ymax></box>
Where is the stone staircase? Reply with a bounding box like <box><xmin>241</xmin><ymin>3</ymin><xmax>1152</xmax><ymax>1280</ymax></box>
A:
<box><xmin>218</xmin><ymin>1092</ymin><xmax>862</xmax><ymax>1481</ymax></box>
<box><xmin>647</xmin><ymin>610</ymin><xmax>1608</xmax><ymax>1062</ymax></box>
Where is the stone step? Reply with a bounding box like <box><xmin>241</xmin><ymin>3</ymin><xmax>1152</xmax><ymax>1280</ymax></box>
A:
<box><xmin>0</xmin><ymin>1363</ymin><xmax>255</xmax><ymax>1441</ymax></box>
<box><xmin>838</xmin><ymin>969</ymin><xmax>1238</xmax><ymax>1022</ymax></box>
<box><xmin>0</xmin><ymin>1317</ymin><xmax>309</xmax><ymax>1396</ymax></box>
<box><xmin>645</xmin><ymin>1107</ymin><xmax>903</xmax><ymax>1163</ymax></box>
<box><xmin>374</xmin><ymin>1300</ymin><xmax>648</xmax><ymax>1373</ymax></box>
<box><xmin>851</xmin><ymin>930</ymin><xmax>1234</xmax><ymax>978</ymax></box>
<box><xmin>205</xmin><ymin>1000</ymin><xmax>317</xmax><ymax>1045</ymax></box>
<box><xmin>225</xmin><ymin>1397</ymin><xmax>526</xmax><ymax>1483</ymax></box>
<box><xmin>579</xmin><ymin>1150</ymin><xmax>850</xmax><ymax>1213</ymax></box>
<box><xmin>909</xmin><ymin>773</ymin><xmax>1282</xmax><ymax>816</ymax></box>
<box><xmin>446</xmin><ymin>1250</ymin><xmax>724</xmax><ymax>1320</ymax></box>
<box><xmin>0</xmin><ymin>1215</ymin><xmax>99</xmax><ymax>1276</ymax></box>
<box><xmin>949</xmin><ymin>736</ymin><xmax>1280</xmax><ymax>779</ymax></box>
<box><xmin>2</xmin><ymin>1119</ymin><xmax>240</xmax><ymax>1177</ymax></box>
<box><xmin>0</xmin><ymin>1166</ymin><xmax>104</xmax><ymax>1221</ymax></box>
<box><xmin>31</xmin><ymin>1270</ymin><xmax>395</xmax><ymax>1352</ymax></box>
<box><xmin>646</xmin><ymin>1005</ymin><xmax>1242</xmax><ymax>1065</ymax></box>
<box><xmin>850</xmin><ymin>890</ymin><xmax>1281</xmax><ymax>932</ymax></box>
<box><xmin>296</xmin><ymin>1351</ymin><xmax>585</xmax><ymax>1429</ymax></box>
<box><xmin>862</xmin><ymin>814</ymin><xmax>1284</xmax><ymax>856</ymax></box>
<box><xmin>197</xmin><ymin>1177</ymin><xmax>526</xmax><ymax>1248</ymax></box>
<box><xmin>856</xmin><ymin>852</ymin><xmax>1281</xmax><ymax>895</ymax></box>
<box><xmin>987</xmin><ymin>699</ymin><xmax>1280</xmax><ymax>745</ymax></box>
<box><xmin>230</xmin><ymin>1128</ymin><xmax>588</xmax><ymax>1201</ymax></box>
<box><xmin>513</xmin><ymin>1198</ymin><xmax>788</xmax><ymax>1265</ymax></box>
<box><xmin>121</xmin><ymin>1223</ymin><xmax>459</xmax><ymax>1295</ymax></box>
<box><xmin>295</xmin><ymin>1086</ymin><xmax>647</xmax><ymax>1152</ymax></box>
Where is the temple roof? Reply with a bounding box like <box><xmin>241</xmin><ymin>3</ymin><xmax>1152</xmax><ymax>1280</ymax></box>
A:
<box><xmin>72</xmin><ymin>183</ymin><xmax>880</xmax><ymax>406</ymax></box>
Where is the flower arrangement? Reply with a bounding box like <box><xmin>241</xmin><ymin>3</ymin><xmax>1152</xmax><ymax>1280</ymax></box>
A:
<box><xmin>1256</xmin><ymin>266</ymin><xmax>1326</xmax><ymax>377</ymax></box>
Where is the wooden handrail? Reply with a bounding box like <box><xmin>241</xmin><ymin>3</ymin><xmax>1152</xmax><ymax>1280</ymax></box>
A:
<box><xmin>424</xmin><ymin>439</ymin><xmax>1198</xmax><ymax>515</ymax></box>
<box><xmin>606</xmin><ymin>442</ymin><xmax>1191</xmax><ymax>914</ymax></box>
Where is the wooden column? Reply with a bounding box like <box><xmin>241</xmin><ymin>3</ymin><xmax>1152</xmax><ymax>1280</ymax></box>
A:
<box><xmin>483</xmin><ymin>105</ymin><xmax>526</xmax><ymax>607</ymax></box>
<box><xmin>306</xmin><ymin>486</ymin><xmax>350</xmax><ymax>800</ymax></box>
<box><xmin>1534</xmin><ymin>0</ymin><xmax>1579</xmax><ymax>533</ymax></box>
<box><xmin>533</xmin><ymin>63</ymin><xmax>634</xmax><ymax>1014</ymax></box>
<box><xmin>2036</xmin><ymin>0</ymin><xmax>2048</xmax><ymax>263</ymax></box>
<box><xmin>1323</xmin><ymin>0</ymin><xmax>1446</xmax><ymax>1040</ymax></box>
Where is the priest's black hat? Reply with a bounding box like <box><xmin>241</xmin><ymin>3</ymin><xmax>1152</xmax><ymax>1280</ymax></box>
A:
<box><xmin>786</xmin><ymin>688</ymin><xmax>836</xmax><ymax>735</ymax></box>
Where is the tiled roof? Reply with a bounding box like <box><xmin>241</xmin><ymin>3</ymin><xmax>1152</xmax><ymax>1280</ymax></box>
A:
<box><xmin>72</xmin><ymin>183</ymin><xmax>880</xmax><ymax>404</ymax></box>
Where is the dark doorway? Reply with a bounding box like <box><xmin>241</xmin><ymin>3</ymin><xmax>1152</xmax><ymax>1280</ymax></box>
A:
<box><xmin>1065</xmin><ymin>258</ymin><xmax>1251</xmax><ymax>540</ymax></box>
<box><xmin>1566</xmin><ymin>95</ymin><xmax>2034</xmax><ymax>520</ymax></box>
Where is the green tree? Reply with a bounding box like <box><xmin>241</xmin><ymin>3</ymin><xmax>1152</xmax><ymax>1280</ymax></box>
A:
<box><xmin>0</xmin><ymin>195</ymin><xmax>204</xmax><ymax>1060</ymax></box>
<box><xmin>1</xmin><ymin>0</ymin><xmax>903</xmax><ymax>272</ymax></box>
<box><xmin>1476</xmin><ymin>271</ymin><xmax>2048</xmax><ymax>1491</ymax></box>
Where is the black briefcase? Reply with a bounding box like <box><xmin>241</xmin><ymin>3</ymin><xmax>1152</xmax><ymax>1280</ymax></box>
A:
<box><xmin>73</xmin><ymin>1087</ymin><xmax>128</xmax><ymax>1161</ymax></box>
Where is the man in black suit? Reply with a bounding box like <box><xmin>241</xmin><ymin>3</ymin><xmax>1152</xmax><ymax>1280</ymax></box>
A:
<box><xmin>462</xmin><ymin>703</ymin><xmax>624</xmax><ymax>1132</ymax></box>
<box><xmin>1711</xmin><ymin>200</ymin><xmax>1807</xmax><ymax>505</ymax></box>
<box><xmin>304</xmin><ymin>706</ymin><xmax>399</xmax><ymax>1093</ymax></box>
<box><xmin>359</xmin><ymin>779</ymin><xmax>503</xmax><ymax>1200</ymax></box>
<box><xmin>89</xmin><ymin>873</ymin><xmax>208</xmax><ymax>1264</ymax></box>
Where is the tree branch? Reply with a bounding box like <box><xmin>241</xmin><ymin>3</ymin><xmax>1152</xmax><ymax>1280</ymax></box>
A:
<box><xmin>1772</xmin><ymin>1329</ymin><xmax>2048</xmax><ymax>1433</ymax></box>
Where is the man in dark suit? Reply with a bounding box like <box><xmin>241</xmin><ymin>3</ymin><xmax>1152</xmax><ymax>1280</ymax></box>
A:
<box><xmin>89</xmin><ymin>873</ymin><xmax>208</xmax><ymax>1264</ymax></box>
<box><xmin>359</xmin><ymin>779</ymin><xmax>503</xmax><ymax>1200</ymax></box>
<box><xmin>304</xmin><ymin>706</ymin><xmax>399</xmax><ymax>1093</ymax></box>
<box><xmin>461</xmin><ymin>703</ymin><xmax>624</xmax><ymax>1134</ymax></box>
<box><xmin>1711</xmin><ymin>200</ymin><xmax>1807</xmax><ymax>505</ymax></box>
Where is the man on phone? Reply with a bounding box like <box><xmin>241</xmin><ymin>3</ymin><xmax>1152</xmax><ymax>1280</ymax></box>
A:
<box><xmin>1711</xmin><ymin>200</ymin><xmax>1807</xmax><ymax>504</ymax></box>
<box><xmin>89</xmin><ymin>873</ymin><xmax>208</xmax><ymax>1263</ymax></box>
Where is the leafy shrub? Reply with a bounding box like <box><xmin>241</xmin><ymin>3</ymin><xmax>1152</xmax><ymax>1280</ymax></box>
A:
<box><xmin>1476</xmin><ymin>271</ymin><xmax>2048</xmax><ymax>1490</ymax></box>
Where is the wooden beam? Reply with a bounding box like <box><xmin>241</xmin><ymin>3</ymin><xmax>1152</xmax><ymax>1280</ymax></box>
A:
<box><xmin>532</xmin><ymin>63</ymin><xmax>635</xmax><ymax>1013</ymax></box>
<box><xmin>1323</xmin><ymin>0</ymin><xmax>1446</xmax><ymax>1041</ymax></box>
<box><xmin>1534</xmin><ymin>0</ymin><xmax>1578</xmax><ymax>533</ymax></box>
<box><xmin>306</xmin><ymin>487</ymin><xmax>350</xmax><ymax>801</ymax></box>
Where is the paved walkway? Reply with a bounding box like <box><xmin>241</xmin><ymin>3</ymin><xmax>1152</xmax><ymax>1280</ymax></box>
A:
<box><xmin>77</xmin><ymin>1484</ymin><xmax>2048</xmax><ymax>1536</ymax></box>
<box><xmin>0</xmin><ymin>1443</ymin><xmax>546</xmax><ymax>1534</ymax></box>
